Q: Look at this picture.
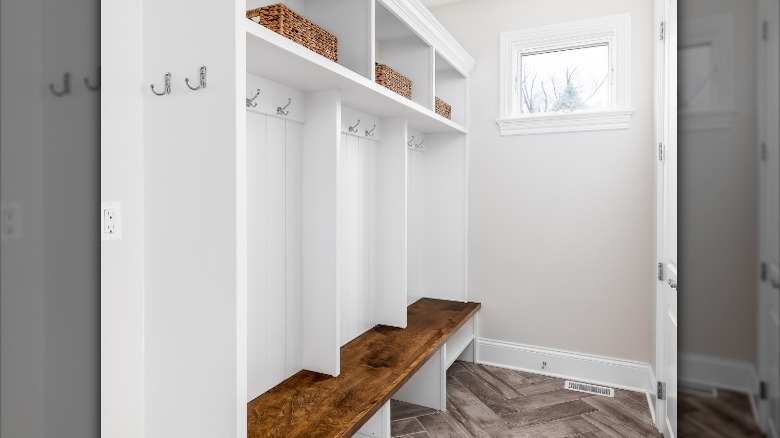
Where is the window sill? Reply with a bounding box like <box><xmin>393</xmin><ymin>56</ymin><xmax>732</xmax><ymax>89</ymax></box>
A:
<box><xmin>496</xmin><ymin>109</ymin><xmax>635</xmax><ymax>136</ymax></box>
<box><xmin>679</xmin><ymin>109</ymin><xmax>736</xmax><ymax>132</ymax></box>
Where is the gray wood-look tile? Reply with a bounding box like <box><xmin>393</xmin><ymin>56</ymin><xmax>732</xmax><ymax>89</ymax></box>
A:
<box><xmin>496</xmin><ymin>416</ymin><xmax>598</xmax><ymax>437</ymax></box>
<box><xmin>416</xmin><ymin>412</ymin><xmax>468</xmax><ymax>438</ymax></box>
<box><xmin>390</xmin><ymin>361</ymin><xmax>662</xmax><ymax>438</ymax></box>
<box><xmin>450</xmin><ymin>371</ymin><xmax>518</xmax><ymax>418</ymax></box>
<box><xmin>391</xmin><ymin>418</ymin><xmax>426</xmax><ymax>437</ymax></box>
<box><xmin>509</xmin><ymin>389</ymin><xmax>593</xmax><ymax>411</ymax></box>
<box><xmin>678</xmin><ymin>389</ymin><xmax>763</xmax><ymax>437</ymax></box>
<box><xmin>447</xmin><ymin>377</ymin><xmax>511</xmax><ymax>436</ymax></box>
<box><xmin>391</xmin><ymin>399</ymin><xmax>439</xmax><ymax>421</ymax></box>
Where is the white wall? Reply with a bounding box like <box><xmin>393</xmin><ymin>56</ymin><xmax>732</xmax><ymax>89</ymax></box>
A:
<box><xmin>678</xmin><ymin>0</ymin><xmax>758</xmax><ymax>364</ymax></box>
<box><xmin>430</xmin><ymin>0</ymin><xmax>656</xmax><ymax>364</ymax></box>
<box><xmin>101</xmin><ymin>1</ymin><xmax>145</xmax><ymax>437</ymax></box>
<box><xmin>142</xmin><ymin>0</ymin><xmax>245</xmax><ymax>436</ymax></box>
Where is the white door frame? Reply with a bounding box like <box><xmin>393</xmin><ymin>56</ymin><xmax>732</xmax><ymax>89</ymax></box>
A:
<box><xmin>758</xmin><ymin>0</ymin><xmax>780</xmax><ymax>435</ymax></box>
<box><xmin>654</xmin><ymin>0</ymin><xmax>677</xmax><ymax>434</ymax></box>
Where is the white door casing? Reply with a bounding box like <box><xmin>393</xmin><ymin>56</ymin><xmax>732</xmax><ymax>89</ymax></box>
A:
<box><xmin>655</xmin><ymin>0</ymin><xmax>678</xmax><ymax>436</ymax></box>
<box><xmin>758</xmin><ymin>0</ymin><xmax>780</xmax><ymax>435</ymax></box>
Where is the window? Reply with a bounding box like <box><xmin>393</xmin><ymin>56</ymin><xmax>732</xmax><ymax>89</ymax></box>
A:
<box><xmin>498</xmin><ymin>14</ymin><xmax>634</xmax><ymax>135</ymax></box>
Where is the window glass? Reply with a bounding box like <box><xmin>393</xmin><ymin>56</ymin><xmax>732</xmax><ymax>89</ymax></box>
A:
<box><xmin>517</xmin><ymin>44</ymin><xmax>611</xmax><ymax>114</ymax></box>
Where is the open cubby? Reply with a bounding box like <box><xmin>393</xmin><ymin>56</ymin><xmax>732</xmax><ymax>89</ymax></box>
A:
<box><xmin>246</xmin><ymin>0</ymin><xmax>373</xmax><ymax>78</ymax></box>
<box><xmin>434</xmin><ymin>52</ymin><xmax>468</xmax><ymax>126</ymax></box>
<box><xmin>375</xmin><ymin>1</ymin><xmax>434</xmax><ymax>109</ymax></box>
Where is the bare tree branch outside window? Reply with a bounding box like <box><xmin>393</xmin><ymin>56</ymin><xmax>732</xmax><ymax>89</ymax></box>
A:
<box><xmin>517</xmin><ymin>44</ymin><xmax>611</xmax><ymax>114</ymax></box>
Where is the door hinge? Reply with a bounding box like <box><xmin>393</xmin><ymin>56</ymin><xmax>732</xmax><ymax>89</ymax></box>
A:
<box><xmin>658</xmin><ymin>262</ymin><xmax>664</xmax><ymax>281</ymax></box>
<box><xmin>658</xmin><ymin>381</ymin><xmax>666</xmax><ymax>400</ymax></box>
<box><xmin>761</xmin><ymin>142</ymin><xmax>768</xmax><ymax>161</ymax></box>
<box><xmin>761</xmin><ymin>262</ymin><xmax>768</xmax><ymax>281</ymax></box>
<box><xmin>660</xmin><ymin>21</ymin><xmax>666</xmax><ymax>40</ymax></box>
<box><xmin>760</xmin><ymin>381</ymin><xmax>768</xmax><ymax>399</ymax></box>
<box><xmin>658</xmin><ymin>143</ymin><xmax>665</xmax><ymax>161</ymax></box>
<box><xmin>762</xmin><ymin>21</ymin><xmax>769</xmax><ymax>41</ymax></box>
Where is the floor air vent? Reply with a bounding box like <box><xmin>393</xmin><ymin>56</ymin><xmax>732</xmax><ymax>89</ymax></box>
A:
<box><xmin>564</xmin><ymin>380</ymin><xmax>615</xmax><ymax>397</ymax></box>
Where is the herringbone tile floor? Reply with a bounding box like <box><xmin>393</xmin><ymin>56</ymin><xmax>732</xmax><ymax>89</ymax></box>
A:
<box><xmin>390</xmin><ymin>361</ymin><xmax>662</xmax><ymax>438</ymax></box>
<box><xmin>678</xmin><ymin>388</ymin><xmax>763</xmax><ymax>437</ymax></box>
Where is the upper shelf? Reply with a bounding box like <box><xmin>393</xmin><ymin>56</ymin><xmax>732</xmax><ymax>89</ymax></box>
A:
<box><xmin>244</xmin><ymin>19</ymin><xmax>467</xmax><ymax>134</ymax></box>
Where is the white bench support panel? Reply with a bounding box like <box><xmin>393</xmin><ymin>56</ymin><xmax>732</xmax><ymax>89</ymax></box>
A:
<box><xmin>393</xmin><ymin>347</ymin><xmax>446</xmax><ymax>411</ymax></box>
<box><xmin>445</xmin><ymin>315</ymin><xmax>475</xmax><ymax>369</ymax></box>
<box><xmin>356</xmin><ymin>400</ymin><xmax>391</xmax><ymax>438</ymax></box>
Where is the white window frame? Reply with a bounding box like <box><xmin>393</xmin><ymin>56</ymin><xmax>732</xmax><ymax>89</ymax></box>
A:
<box><xmin>497</xmin><ymin>14</ymin><xmax>634</xmax><ymax>135</ymax></box>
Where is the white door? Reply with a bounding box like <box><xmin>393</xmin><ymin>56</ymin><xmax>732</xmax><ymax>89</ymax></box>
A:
<box><xmin>758</xmin><ymin>0</ymin><xmax>780</xmax><ymax>435</ymax></box>
<box><xmin>655</xmin><ymin>0</ymin><xmax>678</xmax><ymax>436</ymax></box>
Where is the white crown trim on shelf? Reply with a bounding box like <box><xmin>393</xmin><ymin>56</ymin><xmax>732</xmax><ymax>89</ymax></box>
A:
<box><xmin>380</xmin><ymin>0</ymin><xmax>476</xmax><ymax>76</ymax></box>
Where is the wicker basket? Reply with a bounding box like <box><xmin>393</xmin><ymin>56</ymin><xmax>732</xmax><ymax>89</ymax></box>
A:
<box><xmin>247</xmin><ymin>4</ymin><xmax>338</xmax><ymax>62</ymax></box>
<box><xmin>375</xmin><ymin>63</ymin><xmax>412</xmax><ymax>100</ymax></box>
<box><xmin>435</xmin><ymin>97</ymin><xmax>452</xmax><ymax>119</ymax></box>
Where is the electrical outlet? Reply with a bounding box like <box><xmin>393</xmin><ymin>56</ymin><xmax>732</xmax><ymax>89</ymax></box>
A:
<box><xmin>101</xmin><ymin>202</ymin><xmax>122</xmax><ymax>241</ymax></box>
<box><xmin>1</xmin><ymin>202</ymin><xmax>20</xmax><ymax>240</ymax></box>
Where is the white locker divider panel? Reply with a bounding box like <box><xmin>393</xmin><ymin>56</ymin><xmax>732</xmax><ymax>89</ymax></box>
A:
<box><xmin>373</xmin><ymin>118</ymin><xmax>409</xmax><ymax>329</ymax></box>
<box><xmin>302</xmin><ymin>89</ymin><xmax>342</xmax><ymax>377</ymax></box>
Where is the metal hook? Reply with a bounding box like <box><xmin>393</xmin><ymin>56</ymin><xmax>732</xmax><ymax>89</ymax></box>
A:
<box><xmin>407</xmin><ymin>136</ymin><xmax>415</xmax><ymax>147</ymax></box>
<box><xmin>415</xmin><ymin>138</ymin><xmax>425</xmax><ymax>148</ymax></box>
<box><xmin>151</xmin><ymin>72</ymin><xmax>172</xmax><ymax>96</ymax></box>
<box><xmin>365</xmin><ymin>124</ymin><xmax>376</xmax><ymax>137</ymax></box>
<box><xmin>277</xmin><ymin>98</ymin><xmax>292</xmax><ymax>116</ymax></box>
<box><xmin>185</xmin><ymin>66</ymin><xmax>207</xmax><ymax>91</ymax></box>
<box><xmin>49</xmin><ymin>72</ymin><xmax>71</xmax><ymax>97</ymax></box>
<box><xmin>246</xmin><ymin>89</ymin><xmax>261</xmax><ymax>108</ymax></box>
<box><xmin>348</xmin><ymin>119</ymin><xmax>361</xmax><ymax>133</ymax></box>
<box><xmin>84</xmin><ymin>68</ymin><xmax>100</xmax><ymax>91</ymax></box>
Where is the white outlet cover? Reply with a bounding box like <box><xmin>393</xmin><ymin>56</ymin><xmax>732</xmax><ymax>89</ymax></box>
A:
<box><xmin>101</xmin><ymin>202</ymin><xmax>122</xmax><ymax>241</ymax></box>
<box><xmin>1</xmin><ymin>202</ymin><xmax>20</xmax><ymax>241</ymax></box>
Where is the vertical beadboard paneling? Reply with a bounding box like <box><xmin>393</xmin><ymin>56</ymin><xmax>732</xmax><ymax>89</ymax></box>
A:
<box><xmin>247</xmin><ymin>111</ymin><xmax>268</xmax><ymax>401</ymax></box>
<box><xmin>339</xmin><ymin>133</ymin><xmax>350</xmax><ymax>346</ymax></box>
<box><xmin>266</xmin><ymin>116</ymin><xmax>287</xmax><ymax>387</ymax></box>
<box><xmin>407</xmin><ymin>149</ymin><xmax>425</xmax><ymax>301</ymax></box>
<box><xmin>285</xmin><ymin>120</ymin><xmax>303</xmax><ymax>378</ymax></box>
<box><xmin>346</xmin><ymin>134</ymin><xmax>360</xmax><ymax>340</ymax></box>
<box><xmin>358</xmin><ymin>138</ymin><xmax>371</xmax><ymax>333</ymax></box>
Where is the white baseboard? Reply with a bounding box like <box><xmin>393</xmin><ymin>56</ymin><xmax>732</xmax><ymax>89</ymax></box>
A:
<box><xmin>679</xmin><ymin>353</ymin><xmax>758</xmax><ymax>395</ymax></box>
<box><xmin>475</xmin><ymin>338</ymin><xmax>655</xmax><ymax>394</ymax></box>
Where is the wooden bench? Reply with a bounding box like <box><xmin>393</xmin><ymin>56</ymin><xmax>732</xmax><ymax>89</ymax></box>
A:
<box><xmin>247</xmin><ymin>298</ymin><xmax>480</xmax><ymax>438</ymax></box>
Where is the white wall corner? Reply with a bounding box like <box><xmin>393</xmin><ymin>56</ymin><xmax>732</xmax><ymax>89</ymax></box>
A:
<box><xmin>475</xmin><ymin>338</ymin><xmax>655</xmax><ymax>394</ymax></box>
<box><xmin>678</xmin><ymin>352</ymin><xmax>759</xmax><ymax>394</ymax></box>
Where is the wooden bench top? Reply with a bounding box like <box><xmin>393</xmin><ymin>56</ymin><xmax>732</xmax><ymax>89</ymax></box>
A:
<box><xmin>247</xmin><ymin>298</ymin><xmax>480</xmax><ymax>438</ymax></box>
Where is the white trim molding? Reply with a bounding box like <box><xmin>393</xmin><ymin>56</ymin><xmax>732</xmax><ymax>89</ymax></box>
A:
<box><xmin>497</xmin><ymin>13</ymin><xmax>633</xmax><ymax>135</ymax></box>
<box><xmin>679</xmin><ymin>352</ymin><xmax>759</xmax><ymax>395</ymax></box>
<box><xmin>379</xmin><ymin>0</ymin><xmax>476</xmax><ymax>76</ymax></box>
<box><xmin>497</xmin><ymin>109</ymin><xmax>635</xmax><ymax>135</ymax></box>
<box><xmin>476</xmin><ymin>338</ymin><xmax>655</xmax><ymax>394</ymax></box>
